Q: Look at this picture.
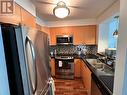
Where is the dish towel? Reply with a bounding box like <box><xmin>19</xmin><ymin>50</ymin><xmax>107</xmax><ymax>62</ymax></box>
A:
<box><xmin>58</xmin><ymin>61</ymin><xmax>63</xmax><ymax>67</ymax></box>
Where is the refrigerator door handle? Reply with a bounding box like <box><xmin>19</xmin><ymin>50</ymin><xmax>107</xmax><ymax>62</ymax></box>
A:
<box><xmin>25</xmin><ymin>36</ymin><xmax>37</xmax><ymax>94</ymax></box>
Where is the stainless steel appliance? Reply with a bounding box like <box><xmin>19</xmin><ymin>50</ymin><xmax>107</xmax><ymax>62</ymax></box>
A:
<box><xmin>55</xmin><ymin>56</ymin><xmax>74</xmax><ymax>79</ymax></box>
<box><xmin>22</xmin><ymin>26</ymin><xmax>53</xmax><ymax>95</ymax></box>
<box><xmin>0</xmin><ymin>23</ymin><xmax>53</xmax><ymax>95</ymax></box>
<box><xmin>56</xmin><ymin>35</ymin><xmax>73</xmax><ymax>45</ymax></box>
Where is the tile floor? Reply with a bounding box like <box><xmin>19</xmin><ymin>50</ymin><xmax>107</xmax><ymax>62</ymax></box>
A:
<box><xmin>54</xmin><ymin>78</ymin><xmax>88</xmax><ymax>95</ymax></box>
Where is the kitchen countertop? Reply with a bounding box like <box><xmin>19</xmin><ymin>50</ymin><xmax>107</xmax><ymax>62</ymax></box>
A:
<box><xmin>51</xmin><ymin>53</ymin><xmax>98</xmax><ymax>59</ymax></box>
<box><xmin>50</xmin><ymin>53</ymin><xmax>114</xmax><ymax>94</ymax></box>
<box><xmin>74</xmin><ymin>54</ymin><xmax>98</xmax><ymax>59</ymax></box>
<box><xmin>81</xmin><ymin>56</ymin><xmax>114</xmax><ymax>95</ymax></box>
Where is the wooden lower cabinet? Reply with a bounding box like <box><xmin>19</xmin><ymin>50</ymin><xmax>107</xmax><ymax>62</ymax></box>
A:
<box><xmin>50</xmin><ymin>58</ymin><xmax>55</xmax><ymax>76</ymax></box>
<box><xmin>74</xmin><ymin>59</ymin><xmax>81</xmax><ymax>77</ymax></box>
<box><xmin>21</xmin><ymin>8</ymin><xmax>36</xmax><ymax>28</ymax></box>
<box><xmin>81</xmin><ymin>60</ymin><xmax>91</xmax><ymax>95</ymax></box>
<box><xmin>91</xmin><ymin>79</ymin><xmax>102</xmax><ymax>95</ymax></box>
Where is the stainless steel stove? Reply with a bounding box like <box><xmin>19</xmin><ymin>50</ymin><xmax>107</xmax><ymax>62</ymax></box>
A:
<box><xmin>55</xmin><ymin>55</ymin><xmax>74</xmax><ymax>79</ymax></box>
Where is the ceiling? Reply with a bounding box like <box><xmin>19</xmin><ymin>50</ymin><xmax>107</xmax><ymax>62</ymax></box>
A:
<box><xmin>32</xmin><ymin>0</ymin><xmax>118</xmax><ymax>22</ymax></box>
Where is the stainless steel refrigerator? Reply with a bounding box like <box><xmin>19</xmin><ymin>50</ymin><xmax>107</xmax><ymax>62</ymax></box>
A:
<box><xmin>0</xmin><ymin>23</ymin><xmax>53</xmax><ymax>95</ymax></box>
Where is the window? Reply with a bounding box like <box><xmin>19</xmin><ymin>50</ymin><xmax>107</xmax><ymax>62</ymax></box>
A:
<box><xmin>108</xmin><ymin>19</ymin><xmax>118</xmax><ymax>48</ymax></box>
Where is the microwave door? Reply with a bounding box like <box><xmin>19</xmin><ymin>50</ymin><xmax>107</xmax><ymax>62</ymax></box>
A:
<box><xmin>56</xmin><ymin>35</ymin><xmax>73</xmax><ymax>45</ymax></box>
<box><xmin>25</xmin><ymin>36</ymin><xmax>37</xmax><ymax>94</ymax></box>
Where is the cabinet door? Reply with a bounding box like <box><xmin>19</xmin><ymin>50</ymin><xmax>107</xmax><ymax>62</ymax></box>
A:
<box><xmin>80</xmin><ymin>60</ymin><xmax>84</xmax><ymax>78</ymax></box>
<box><xmin>50</xmin><ymin>25</ymin><xmax>96</xmax><ymax>45</ymax></box>
<box><xmin>50</xmin><ymin>58</ymin><xmax>55</xmax><ymax>76</ymax></box>
<box><xmin>50</xmin><ymin>27</ymin><xmax>74</xmax><ymax>45</ymax></box>
<box><xmin>74</xmin><ymin>59</ymin><xmax>81</xmax><ymax>77</ymax></box>
<box><xmin>81</xmin><ymin>60</ymin><xmax>91</xmax><ymax>95</ymax></box>
<box><xmin>36</xmin><ymin>24</ymin><xmax>42</xmax><ymax>30</ymax></box>
<box><xmin>41</xmin><ymin>26</ymin><xmax>50</xmax><ymax>37</ymax></box>
<box><xmin>21</xmin><ymin>8</ymin><xmax>36</xmax><ymax>28</ymax></box>
<box><xmin>91</xmin><ymin>79</ymin><xmax>102</xmax><ymax>95</ymax></box>
<box><xmin>0</xmin><ymin>3</ymin><xmax>21</xmax><ymax>25</ymax></box>
<box><xmin>74</xmin><ymin>25</ymin><xmax>96</xmax><ymax>45</ymax></box>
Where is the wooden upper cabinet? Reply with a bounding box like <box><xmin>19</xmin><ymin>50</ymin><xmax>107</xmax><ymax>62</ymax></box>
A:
<box><xmin>21</xmin><ymin>8</ymin><xmax>36</xmax><ymax>28</ymax></box>
<box><xmin>36</xmin><ymin>24</ymin><xmax>42</xmax><ymax>30</ymax></box>
<box><xmin>36</xmin><ymin>24</ymin><xmax>50</xmax><ymax>36</ymax></box>
<box><xmin>0</xmin><ymin>2</ymin><xmax>36</xmax><ymax>28</ymax></box>
<box><xmin>74</xmin><ymin>25</ymin><xmax>96</xmax><ymax>45</ymax></box>
<box><xmin>50</xmin><ymin>27</ymin><xmax>74</xmax><ymax>45</ymax></box>
<box><xmin>41</xmin><ymin>26</ymin><xmax>50</xmax><ymax>37</ymax></box>
<box><xmin>50</xmin><ymin>25</ymin><xmax>96</xmax><ymax>45</ymax></box>
<box><xmin>0</xmin><ymin>3</ymin><xmax>21</xmax><ymax>25</ymax></box>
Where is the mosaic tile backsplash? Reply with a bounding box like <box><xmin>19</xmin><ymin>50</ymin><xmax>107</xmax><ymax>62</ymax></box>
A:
<box><xmin>50</xmin><ymin>45</ymin><xmax>97</xmax><ymax>55</ymax></box>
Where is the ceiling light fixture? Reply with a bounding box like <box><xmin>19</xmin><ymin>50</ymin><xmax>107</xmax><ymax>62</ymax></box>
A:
<box><xmin>53</xmin><ymin>1</ymin><xmax>70</xmax><ymax>18</ymax></box>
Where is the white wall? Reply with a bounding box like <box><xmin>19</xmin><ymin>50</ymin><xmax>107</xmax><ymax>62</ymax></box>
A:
<box><xmin>98</xmin><ymin>22</ymin><xmax>109</xmax><ymax>52</ymax></box>
<box><xmin>113</xmin><ymin>0</ymin><xmax>127</xmax><ymax>94</ymax></box>
<box><xmin>122</xmin><ymin>54</ymin><xmax>127</xmax><ymax>95</ymax></box>
<box><xmin>15</xmin><ymin>0</ymin><xmax>36</xmax><ymax>16</ymax></box>
<box><xmin>46</xmin><ymin>19</ymin><xmax>97</xmax><ymax>27</ymax></box>
<box><xmin>36</xmin><ymin>17</ymin><xmax>47</xmax><ymax>26</ymax></box>
<box><xmin>97</xmin><ymin>0</ymin><xmax>120</xmax><ymax>24</ymax></box>
<box><xmin>97</xmin><ymin>0</ymin><xmax>120</xmax><ymax>53</ymax></box>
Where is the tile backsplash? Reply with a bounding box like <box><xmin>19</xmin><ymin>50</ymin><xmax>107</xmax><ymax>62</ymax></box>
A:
<box><xmin>50</xmin><ymin>45</ymin><xmax>97</xmax><ymax>55</ymax></box>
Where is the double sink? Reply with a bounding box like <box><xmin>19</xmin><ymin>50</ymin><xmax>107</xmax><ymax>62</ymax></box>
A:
<box><xmin>85</xmin><ymin>58</ymin><xmax>114</xmax><ymax>94</ymax></box>
<box><xmin>86</xmin><ymin>59</ymin><xmax>114</xmax><ymax>76</ymax></box>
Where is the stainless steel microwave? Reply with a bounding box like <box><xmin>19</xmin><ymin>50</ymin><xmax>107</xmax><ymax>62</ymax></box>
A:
<box><xmin>56</xmin><ymin>35</ymin><xmax>73</xmax><ymax>45</ymax></box>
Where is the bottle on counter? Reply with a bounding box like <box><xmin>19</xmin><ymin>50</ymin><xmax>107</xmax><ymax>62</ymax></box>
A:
<box><xmin>54</xmin><ymin>49</ymin><xmax>57</xmax><ymax>55</ymax></box>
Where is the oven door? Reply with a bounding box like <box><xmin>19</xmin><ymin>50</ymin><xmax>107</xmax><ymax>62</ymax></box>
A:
<box><xmin>55</xmin><ymin>59</ymin><xmax>74</xmax><ymax>79</ymax></box>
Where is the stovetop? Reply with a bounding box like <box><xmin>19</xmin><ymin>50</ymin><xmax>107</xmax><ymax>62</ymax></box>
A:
<box><xmin>55</xmin><ymin>55</ymin><xmax>74</xmax><ymax>60</ymax></box>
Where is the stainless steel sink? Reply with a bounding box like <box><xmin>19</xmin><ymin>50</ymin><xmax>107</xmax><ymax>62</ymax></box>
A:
<box><xmin>92</xmin><ymin>63</ymin><xmax>104</xmax><ymax>69</ymax></box>
<box><xmin>86</xmin><ymin>59</ymin><xmax>114</xmax><ymax>76</ymax></box>
<box><xmin>86</xmin><ymin>59</ymin><xmax>104</xmax><ymax>69</ymax></box>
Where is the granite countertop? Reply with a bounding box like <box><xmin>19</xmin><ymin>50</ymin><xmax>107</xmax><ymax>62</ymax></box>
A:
<box><xmin>82</xmin><ymin>57</ymin><xmax>114</xmax><ymax>95</ymax></box>
<box><xmin>74</xmin><ymin>54</ymin><xmax>98</xmax><ymax>59</ymax></box>
<box><xmin>50</xmin><ymin>53</ymin><xmax>97</xmax><ymax>59</ymax></box>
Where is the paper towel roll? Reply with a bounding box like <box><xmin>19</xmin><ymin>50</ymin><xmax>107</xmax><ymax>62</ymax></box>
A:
<box><xmin>58</xmin><ymin>61</ymin><xmax>63</xmax><ymax>67</ymax></box>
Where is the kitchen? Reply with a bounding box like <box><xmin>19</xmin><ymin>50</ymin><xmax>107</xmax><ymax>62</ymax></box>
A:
<box><xmin>0</xmin><ymin>0</ymin><xmax>127</xmax><ymax>95</ymax></box>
